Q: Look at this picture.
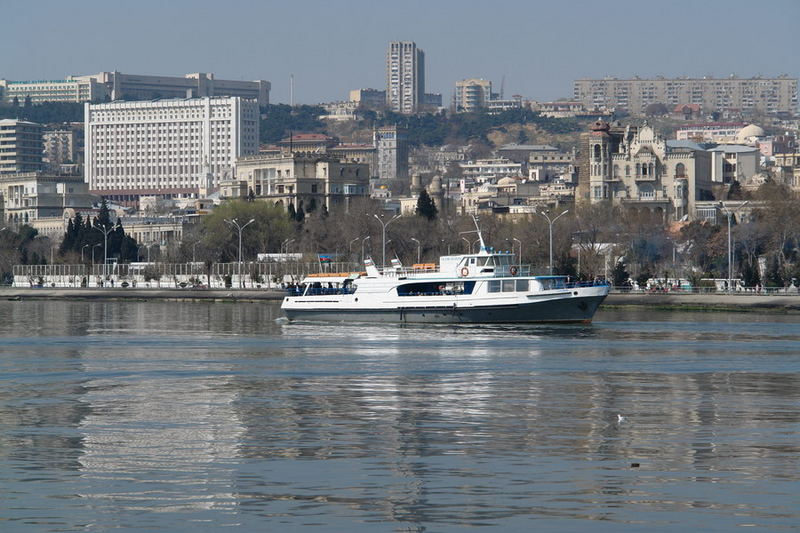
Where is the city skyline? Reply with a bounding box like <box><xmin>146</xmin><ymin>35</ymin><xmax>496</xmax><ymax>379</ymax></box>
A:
<box><xmin>4</xmin><ymin>0</ymin><xmax>798</xmax><ymax>106</ymax></box>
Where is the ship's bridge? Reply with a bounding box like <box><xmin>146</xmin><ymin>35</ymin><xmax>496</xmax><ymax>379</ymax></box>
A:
<box><xmin>440</xmin><ymin>251</ymin><xmax>519</xmax><ymax>277</ymax></box>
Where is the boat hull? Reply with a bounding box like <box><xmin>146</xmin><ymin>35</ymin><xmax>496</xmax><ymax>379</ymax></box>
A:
<box><xmin>282</xmin><ymin>293</ymin><xmax>607</xmax><ymax>324</ymax></box>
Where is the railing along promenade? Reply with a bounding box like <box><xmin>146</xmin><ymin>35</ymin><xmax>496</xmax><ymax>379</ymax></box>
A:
<box><xmin>11</xmin><ymin>261</ymin><xmax>360</xmax><ymax>289</ymax></box>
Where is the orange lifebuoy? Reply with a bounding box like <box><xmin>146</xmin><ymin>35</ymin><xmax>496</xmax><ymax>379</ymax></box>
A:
<box><xmin>460</xmin><ymin>266</ymin><xmax>469</xmax><ymax>277</ymax></box>
<box><xmin>510</xmin><ymin>266</ymin><xmax>518</xmax><ymax>276</ymax></box>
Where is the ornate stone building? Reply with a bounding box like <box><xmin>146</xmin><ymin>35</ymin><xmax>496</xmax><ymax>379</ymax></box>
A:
<box><xmin>580</xmin><ymin>120</ymin><xmax>714</xmax><ymax>221</ymax></box>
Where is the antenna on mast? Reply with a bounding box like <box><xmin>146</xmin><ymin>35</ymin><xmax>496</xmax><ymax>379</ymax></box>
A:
<box><xmin>500</xmin><ymin>75</ymin><xmax>505</xmax><ymax>100</ymax></box>
<box><xmin>289</xmin><ymin>74</ymin><xmax>294</xmax><ymax>107</ymax></box>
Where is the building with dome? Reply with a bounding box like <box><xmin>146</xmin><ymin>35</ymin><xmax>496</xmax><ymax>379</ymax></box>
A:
<box><xmin>736</xmin><ymin>124</ymin><xmax>766</xmax><ymax>145</ymax></box>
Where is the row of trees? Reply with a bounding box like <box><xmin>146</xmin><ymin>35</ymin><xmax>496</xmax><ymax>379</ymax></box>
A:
<box><xmin>7</xmin><ymin>179</ymin><xmax>799</xmax><ymax>288</ymax></box>
<box><xmin>0</xmin><ymin>101</ymin><xmax>84</xmax><ymax>123</ymax></box>
<box><xmin>58</xmin><ymin>200</ymin><xmax>139</xmax><ymax>264</ymax></box>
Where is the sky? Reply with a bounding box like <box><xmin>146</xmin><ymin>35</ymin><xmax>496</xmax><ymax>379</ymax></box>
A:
<box><xmin>3</xmin><ymin>0</ymin><xmax>798</xmax><ymax>105</ymax></box>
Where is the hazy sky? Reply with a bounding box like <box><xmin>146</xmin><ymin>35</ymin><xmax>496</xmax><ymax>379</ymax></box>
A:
<box><xmin>4</xmin><ymin>0</ymin><xmax>798</xmax><ymax>105</ymax></box>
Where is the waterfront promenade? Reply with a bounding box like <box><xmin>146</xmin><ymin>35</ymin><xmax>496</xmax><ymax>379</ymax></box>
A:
<box><xmin>2</xmin><ymin>287</ymin><xmax>799</xmax><ymax>312</ymax></box>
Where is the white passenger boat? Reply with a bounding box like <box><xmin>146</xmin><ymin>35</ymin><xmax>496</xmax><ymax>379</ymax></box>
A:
<box><xmin>281</xmin><ymin>228</ymin><xmax>609</xmax><ymax>324</ymax></box>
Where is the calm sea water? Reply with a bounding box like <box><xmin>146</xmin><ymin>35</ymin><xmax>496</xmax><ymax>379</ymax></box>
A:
<box><xmin>0</xmin><ymin>300</ymin><xmax>798</xmax><ymax>532</ymax></box>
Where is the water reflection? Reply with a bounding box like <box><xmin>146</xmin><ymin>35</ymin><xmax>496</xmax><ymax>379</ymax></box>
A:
<box><xmin>0</xmin><ymin>302</ymin><xmax>798</xmax><ymax>530</ymax></box>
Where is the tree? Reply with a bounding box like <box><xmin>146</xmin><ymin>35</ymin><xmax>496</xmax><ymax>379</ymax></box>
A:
<box><xmin>199</xmin><ymin>200</ymin><xmax>291</xmax><ymax>263</ymax></box>
<box><xmin>611</xmin><ymin>260</ymin><xmax>630</xmax><ymax>287</ymax></box>
<box><xmin>416</xmin><ymin>189</ymin><xmax>438</xmax><ymax>221</ymax></box>
<box><xmin>645</xmin><ymin>103</ymin><xmax>669</xmax><ymax>117</ymax></box>
<box><xmin>728</xmin><ymin>180</ymin><xmax>744</xmax><ymax>200</ymax></box>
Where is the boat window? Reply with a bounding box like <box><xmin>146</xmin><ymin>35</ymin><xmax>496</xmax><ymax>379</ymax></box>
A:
<box><xmin>397</xmin><ymin>281</ymin><xmax>475</xmax><ymax>296</ymax></box>
<box><xmin>469</xmin><ymin>257</ymin><xmax>477</xmax><ymax>265</ymax></box>
<box><xmin>477</xmin><ymin>257</ymin><xmax>489</xmax><ymax>267</ymax></box>
<box><xmin>487</xmin><ymin>280</ymin><xmax>501</xmax><ymax>293</ymax></box>
<box><xmin>516</xmin><ymin>279</ymin><xmax>529</xmax><ymax>292</ymax></box>
<box><xmin>539</xmin><ymin>278</ymin><xmax>566</xmax><ymax>290</ymax></box>
<box><xmin>485</xmin><ymin>257</ymin><xmax>495</xmax><ymax>267</ymax></box>
<box><xmin>502</xmin><ymin>279</ymin><xmax>515</xmax><ymax>292</ymax></box>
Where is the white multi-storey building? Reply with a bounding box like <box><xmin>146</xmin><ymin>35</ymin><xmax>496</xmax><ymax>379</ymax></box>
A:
<box><xmin>386</xmin><ymin>41</ymin><xmax>425</xmax><ymax>114</ymax></box>
<box><xmin>85</xmin><ymin>97</ymin><xmax>259</xmax><ymax>205</ymax></box>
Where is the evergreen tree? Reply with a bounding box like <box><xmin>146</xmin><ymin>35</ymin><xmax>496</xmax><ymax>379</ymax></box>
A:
<box><xmin>96</xmin><ymin>198</ymin><xmax>113</xmax><ymax>230</ymax></box>
<box><xmin>728</xmin><ymin>180</ymin><xmax>744</xmax><ymax>200</ymax></box>
<box><xmin>611</xmin><ymin>260</ymin><xmax>630</xmax><ymax>287</ymax></box>
<box><xmin>415</xmin><ymin>189</ymin><xmax>438</xmax><ymax>221</ymax></box>
<box><xmin>295</xmin><ymin>201</ymin><xmax>305</xmax><ymax>223</ymax></box>
<box><xmin>247</xmin><ymin>188</ymin><xmax>255</xmax><ymax>202</ymax></box>
<box><xmin>307</xmin><ymin>197</ymin><xmax>317</xmax><ymax>212</ymax></box>
<box><xmin>60</xmin><ymin>219</ymin><xmax>75</xmax><ymax>255</ymax></box>
<box><xmin>287</xmin><ymin>203</ymin><xmax>297</xmax><ymax>221</ymax></box>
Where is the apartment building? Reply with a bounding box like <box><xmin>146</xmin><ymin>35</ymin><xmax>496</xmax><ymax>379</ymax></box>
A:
<box><xmin>43</xmin><ymin>129</ymin><xmax>79</xmax><ymax>172</ymax></box>
<box><xmin>386</xmin><ymin>41</ymin><xmax>425</xmax><ymax>114</ymax></box>
<box><xmin>454</xmin><ymin>78</ymin><xmax>493</xmax><ymax>113</ymax></box>
<box><xmin>573</xmin><ymin>76</ymin><xmax>798</xmax><ymax>115</ymax></box>
<box><xmin>85</xmin><ymin>97</ymin><xmax>259</xmax><ymax>205</ymax></box>
<box><xmin>0</xmin><ymin>119</ymin><xmax>43</xmax><ymax>174</ymax></box>
<box><xmin>374</xmin><ymin>125</ymin><xmax>409</xmax><ymax>180</ymax></box>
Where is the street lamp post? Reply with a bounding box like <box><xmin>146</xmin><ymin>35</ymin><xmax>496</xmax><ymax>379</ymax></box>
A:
<box><xmin>722</xmin><ymin>201</ymin><xmax>749</xmax><ymax>292</ymax></box>
<box><xmin>94</xmin><ymin>224</ymin><xmax>114</xmax><ymax>279</ymax></box>
<box><xmin>225</xmin><ymin>218</ymin><xmax>256</xmax><ymax>289</ymax></box>
<box><xmin>192</xmin><ymin>241</ymin><xmax>200</xmax><ymax>263</ymax></box>
<box><xmin>361</xmin><ymin>235</ymin><xmax>371</xmax><ymax>263</ymax></box>
<box><xmin>81</xmin><ymin>244</ymin><xmax>90</xmax><ymax>262</ymax></box>
<box><xmin>92</xmin><ymin>243</ymin><xmax>102</xmax><ymax>264</ymax></box>
<box><xmin>349</xmin><ymin>237</ymin><xmax>361</xmax><ymax>264</ymax></box>
<box><xmin>410</xmin><ymin>237</ymin><xmax>421</xmax><ymax>263</ymax></box>
<box><xmin>372</xmin><ymin>214</ymin><xmax>401</xmax><ymax>269</ymax></box>
<box><xmin>538</xmin><ymin>209</ymin><xmax>569</xmax><ymax>275</ymax></box>
<box><xmin>513</xmin><ymin>237</ymin><xmax>522</xmax><ymax>265</ymax></box>
<box><xmin>461</xmin><ymin>236</ymin><xmax>470</xmax><ymax>253</ymax></box>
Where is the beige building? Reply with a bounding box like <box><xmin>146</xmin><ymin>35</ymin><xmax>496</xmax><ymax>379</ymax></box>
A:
<box><xmin>75</xmin><ymin>71</ymin><xmax>270</xmax><ymax>106</ymax></box>
<box><xmin>43</xmin><ymin>129</ymin><xmax>79</xmax><ymax>172</ymax></box>
<box><xmin>0</xmin><ymin>77</ymin><xmax>105</xmax><ymax>104</ymax></box>
<box><xmin>235</xmin><ymin>153</ymin><xmax>369</xmax><ymax>210</ymax></box>
<box><xmin>2</xmin><ymin>72</ymin><xmax>270</xmax><ymax>106</ymax></box>
<box><xmin>775</xmin><ymin>151</ymin><xmax>800</xmax><ymax>190</ymax></box>
<box><xmin>85</xmin><ymin>97</ymin><xmax>259</xmax><ymax>205</ymax></box>
<box><xmin>349</xmin><ymin>88</ymin><xmax>386</xmax><ymax>109</ymax></box>
<box><xmin>454</xmin><ymin>78</ymin><xmax>493</xmax><ymax>113</ymax></box>
<box><xmin>386</xmin><ymin>41</ymin><xmax>425</xmax><ymax>114</ymax></box>
<box><xmin>582</xmin><ymin>121</ymin><xmax>714</xmax><ymax>221</ymax></box>
<box><xmin>0</xmin><ymin>120</ymin><xmax>43</xmax><ymax>174</ymax></box>
<box><xmin>0</xmin><ymin>172</ymin><xmax>94</xmax><ymax>225</ymax></box>
<box><xmin>573</xmin><ymin>76</ymin><xmax>798</xmax><ymax>115</ymax></box>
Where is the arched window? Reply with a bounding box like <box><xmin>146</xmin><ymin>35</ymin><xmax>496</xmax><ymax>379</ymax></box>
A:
<box><xmin>649</xmin><ymin>163</ymin><xmax>655</xmax><ymax>177</ymax></box>
<box><xmin>593</xmin><ymin>144</ymin><xmax>601</xmax><ymax>161</ymax></box>
<box><xmin>675</xmin><ymin>163</ymin><xmax>686</xmax><ymax>178</ymax></box>
<box><xmin>613</xmin><ymin>164</ymin><xmax>620</xmax><ymax>178</ymax></box>
<box><xmin>625</xmin><ymin>165</ymin><xmax>630</xmax><ymax>176</ymax></box>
